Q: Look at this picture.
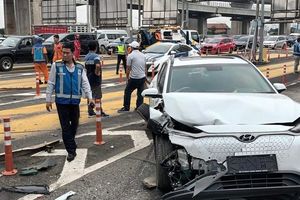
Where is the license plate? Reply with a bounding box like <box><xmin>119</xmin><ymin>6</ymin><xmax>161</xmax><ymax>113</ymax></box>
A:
<box><xmin>227</xmin><ymin>154</ymin><xmax>278</xmax><ymax>174</ymax></box>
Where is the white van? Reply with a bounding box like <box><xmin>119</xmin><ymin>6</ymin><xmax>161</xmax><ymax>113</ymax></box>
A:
<box><xmin>95</xmin><ymin>29</ymin><xmax>128</xmax><ymax>53</ymax></box>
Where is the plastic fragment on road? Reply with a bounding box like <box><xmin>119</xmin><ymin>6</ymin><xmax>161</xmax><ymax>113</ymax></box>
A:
<box><xmin>20</xmin><ymin>168</ymin><xmax>38</xmax><ymax>176</ymax></box>
<box><xmin>20</xmin><ymin>158</ymin><xmax>57</xmax><ymax>176</ymax></box>
<box><xmin>0</xmin><ymin>185</ymin><xmax>50</xmax><ymax>194</ymax></box>
<box><xmin>54</xmin><ymin>191</ymin><xmax>76</xmax><ymax>200</ymax></box>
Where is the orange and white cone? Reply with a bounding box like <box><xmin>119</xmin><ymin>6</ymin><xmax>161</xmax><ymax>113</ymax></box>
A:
<box><xmin>2</xmin><ymin>117</ymin><xmax>17</xmax><ymax>176</ymax></box>
<box><xmin>282</xmin><ymin>65</ymin><xmax>287</xmax><ymax>85</ymax></box>
<box><xmin>36</xmin><ymin>72</ymin><xmax>40</xmax><ymax>96</ymax></box>
<box><xmin>94</xmin><ymin>99</ymin><xmax>105</xmax><ymax>145</ymax></box>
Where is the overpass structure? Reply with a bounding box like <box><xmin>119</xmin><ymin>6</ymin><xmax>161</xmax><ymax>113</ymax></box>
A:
<box><xmin>3</xmin><ymin>0</ymin><xmax>290</xmax><ymax>35</ymax></box>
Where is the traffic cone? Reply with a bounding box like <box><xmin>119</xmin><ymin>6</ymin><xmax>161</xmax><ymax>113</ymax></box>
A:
<box><xmin>266</xmin><ymin>68</ymin><xmax>270</xmax><ymax>79</ymax></box>
<box><xmin>282</xmin><ymin>65</ymin><xmax>287</xmax><ymax>85</ymax></box>
<box><xmin>2</xmin><ymin>117</ymin><xmax>17</xmax><ymax>176</ymax></box>
<box><xmin>267</xmin><ymin>48</ymin><xmax>270</xmax><ymax>62</ymax></box>
<box><xmin>119</xmin><ymin>65</ymin><xmax>123</xmax><ymax>83</ymax></box>
<box><xmin>94</xmin><ymin>99</ymin><xmax>105</xmax><ymax>145</ymax></box>
<box><xmin>35</xmin><ymin>72</ymin><xmax>40</xmax><ymax>96</ymax></box>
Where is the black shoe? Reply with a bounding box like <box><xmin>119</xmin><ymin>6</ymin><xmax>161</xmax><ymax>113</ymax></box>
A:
<box><xmin>101</xmin><ymin>112</ymin><xmax>110</xmax><ymax>118</ymax></box>
<box><xmin>117</xmin><ymin>107</ymin><xmax>130</xmax><ymax>113</ymax></box>
<box><xmin>295</xmin><ymin>71</ymin><xmax>299</xmax><ymax>73</ymax></box>
<box><xmin>67</xmin><ymin>152</ymin><xmax>77</xmax><ymax>162</ymax></box>
<box><xmin>116</xmin><ymin>72</ymin><xmax>119</xmax><ymax>75</ymax></box>
<box><xmin>39</xmin><ymin>80</ymin><xmax>43</xmax><ymax>84</ymax></box>
<box><xmin>88</xmin><ymin>111</ymin><xmax>97</xmax><ymax>118</ymax></box>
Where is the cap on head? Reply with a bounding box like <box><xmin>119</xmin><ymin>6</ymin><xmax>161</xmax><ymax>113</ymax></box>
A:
<box><xmin>129</xmin><ymin>41</ymin><xmax>140</xmax><ymax>48</ymax></box>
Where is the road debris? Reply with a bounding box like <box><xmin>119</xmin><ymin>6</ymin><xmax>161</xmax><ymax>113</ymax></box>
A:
<box><xmin>55</xmin><ymin>191</ymin><xmax>76</xmax><ymax>200</ymax></box>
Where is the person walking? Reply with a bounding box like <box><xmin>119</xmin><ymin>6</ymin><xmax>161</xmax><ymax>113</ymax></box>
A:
<box><xmin>32</xmin><ymin>37</ymin><xmax>49</xmax><ymax>84</ymax></box>
<box><xmin>116</xmin><ymin>36</ymin><xmax>127</xmax><ymax>74</ymax></box>
<box><xmin>294</xmin><ymin>37</ymin><xmax>300</xmax><ymax>73</ymax></box>
<box><xmin>118</xmin><ymin>41</ymin><xmax>146</xmax><ymax>112</ymax></box>
<box><xmin>74</xmin><ymin>34</ymin><xmax>81</xmax><ymax>61</ymax></box>
<box><xmin>52</xmin><ymin>34</ymin><xmax>63</xmax><ymax>62</ymax></box>
<box><xmin>46</xmin><ymin>42</ymin><xmax>94</xmax><ymax>162</ymax></box>
<box><xmin>84</xmin><ymin>40</ymin><xmax>109</xmax><ymax>118</ymax></box>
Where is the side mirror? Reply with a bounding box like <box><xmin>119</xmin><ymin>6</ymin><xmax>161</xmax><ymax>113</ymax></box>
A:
<box><xmin>273</xmin><ymin>83</ymin><xmax>287</xmax><ymax>93</ymax></box>
<box><xmin>142</xmin><ymin>50</ymin><xmax>145</xmax><ymax>53</ymax></box>
<box><xmin>142</xmin><ymin>88</ymin><xmax>162</xmax><ymax>98</ymax></box>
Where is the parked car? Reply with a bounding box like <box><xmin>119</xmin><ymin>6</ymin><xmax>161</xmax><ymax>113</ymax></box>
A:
<box><xmin>139</xmin><ymin>55</ymin><xmax>300</xmax><ymax>199</ymax></box>
<box><xmin>95</xmin><ymin>29</ymin><xmax>128</xmax><ymax>54</ymax></box>
<box><xmin>263</xmin><ymin>35</ymin><xmax>287</xmax><ymax>49</ymax></box>
<box><xmin>232</xmin><ymin>34</ymin><xmax>245</xmax><ymax>42</ymax></box>
<box><xmin>143</xmin><ymin>42</ymin><xmax>199</xmax><ymax>73</ymax></box>
<box><xmin>0</xmin><ymin>36</ymin><xmax>34</xmax><ymax>71</ymax></box>
<box><xmin>286</xmin><ymin>35</ymin><xmax>296</xmax><ymax>47</ymax></box>
<box><xmin>235</xmin><ymin>35</ymin><xmax>258</xmax><ymax>50</ymax></box>
<box><xmin>106</xmin><ymin>36</ymin><xmax>137</xmax><ymax>54</ymax></box>
<box><xmin>201</xmin><ymin>37</ymin><xmax>235</xmax><ymax>54</ymax></box>
<box><xmin>43</xmin><ymin>32</ymin><xmax>97</xmax><ymax>61</ymax></box>
<box><xmin>0</xmin><ymin>37</ymin><xmax>6</xmax><ymax>44</ymax></box>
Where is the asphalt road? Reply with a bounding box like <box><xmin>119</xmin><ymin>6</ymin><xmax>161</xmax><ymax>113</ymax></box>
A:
<box><xmin>1</xmin><ymin>63</ymin><xmax>300</xmax><ymax>200</ymax></box>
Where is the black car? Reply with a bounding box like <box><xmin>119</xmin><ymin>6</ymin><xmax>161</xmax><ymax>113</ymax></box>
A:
<box><xmin>0</xmin><ymin>36</ymin><xmax>34</xmax><ymax>71</ymax></box>
<box><xmin>235</xmin><ymin>36</ymin><xmax>258</xmax><ymax>50</ymax></box>
<box><xmin>43</xmin><ymin>32</ymin><xmax>98</xmax><ymax>61</ymax></box>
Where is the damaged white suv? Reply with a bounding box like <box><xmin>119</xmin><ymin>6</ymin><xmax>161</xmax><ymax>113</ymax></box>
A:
<box><xmin>138</xmin><ymin>55</ymin><xmax>300</xmax><ymax>200</ymax></box>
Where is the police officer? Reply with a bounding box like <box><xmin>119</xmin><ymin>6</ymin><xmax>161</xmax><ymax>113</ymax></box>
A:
<box><xmin>118</xmin><ymin>41</ymin><xmax>146</xmax><ymax>112</ymax></box>
<box><xmin>84</xmin><ymin>40</ymin><xmax>109</xmax><ymax>117</ymax></box>
<box><xmin>116</xmin><ymin>36</ymin><xmax>127</xmax><ymax>74</ymax></box>
<box><xmin>46</xmin><ymin>42</ymin><xmax>94</xmax><ymax>162</ymax></box>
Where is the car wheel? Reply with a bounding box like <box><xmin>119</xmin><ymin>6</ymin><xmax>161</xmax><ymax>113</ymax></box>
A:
<box><xmin>0</xmin><ymin>56</ymin><xmax>13</xmax><ymax>71</ymax></box>
<box><xmin>100</xmin><ymin>45</ymin><xmax>107</xmax><ymax>54</ymax></box>
<box><xmin>154</xmin><ymin>134</ymin><xmax>173</xmax><ymax>191</ymax></box>
<box><xmin>229</xmin><ymin>48</ymin><xmax>233</xmax><ymax>53</ymax></box>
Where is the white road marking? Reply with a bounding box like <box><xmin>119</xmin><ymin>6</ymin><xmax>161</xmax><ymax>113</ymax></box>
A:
<box><xmin>0</xmin><ymin>94</ymin><xmax>46</xmax><ymax>106</ymax></box>
<box><xmin>18</xmin><ymin>129</ymin><xmax>151</xmax><ymax>200</ymax></box>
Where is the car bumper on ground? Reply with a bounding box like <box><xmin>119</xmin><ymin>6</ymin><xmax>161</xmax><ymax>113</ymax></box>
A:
<box><xmin>162</xmin><ymin>171</ymin><xmax>300</xmax><ymax>200</ymax></box>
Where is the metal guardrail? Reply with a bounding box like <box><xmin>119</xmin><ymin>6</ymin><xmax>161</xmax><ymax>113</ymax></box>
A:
<box><xmin>198</xmin><ymin>1</ymin><xmax>271</xmax><ymax>11</ymax></box>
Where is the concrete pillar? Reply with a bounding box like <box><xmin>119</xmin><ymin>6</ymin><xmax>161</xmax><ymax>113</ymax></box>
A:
<box><xmin>31</xmin><ymin>0</ymin><xmax>42</xmax><ymax>26</ymax></box>
<box><xmin>231</xmin><ymin>21</ymin><xmax>242</xmax><ymax>35</ymax></box>
<box><xmin>4</xmin><ymin>0</ymin><xmax>16</xmax><ymax>34</ymax></box>
<box><xmin>279</xmin><ymin>23</ymin><xmax>291</xmax><ymax>35</ymax></box>
<box><xmin>4</xmin><ymin>0</ymin><xmax>31</xmax><ymax>35</ymax></box>
<box><xmin>198</xmin><ymin>17</ymin><xmax>207</xmax><ymax>35</ymax></box>
<box><xmin>242</xmin><ymin>20</ymin><xmax>250</xmax><ymax>34</ymax></box>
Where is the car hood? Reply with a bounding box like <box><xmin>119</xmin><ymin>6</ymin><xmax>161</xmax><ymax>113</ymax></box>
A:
<box><xmin>163</xmin><ymin>93</ymin><xmax>300</xmax><ymax>126</ymax></box>
<box><xmin>0</xmin><ymin>45</ymin><xmax>14</xmax><ymax>50</ymax></box>
<box><xmin>144</xmin><ymin>53</ymin><xmax>164</xmax><ymax>61</ymax></box>
<box><xmin>204</xmin><ymin>43</ymin><xmax>217</xmax><ymax>47</ymax></box>
<box><xmin>264</xmin><ymin>41</ymin><xmax>276</xmax><ymax>44</ymax></box>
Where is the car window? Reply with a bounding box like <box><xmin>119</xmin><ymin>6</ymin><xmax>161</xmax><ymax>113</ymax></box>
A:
<box><xmin>98</xmin><ymin>34</ymin><xmax>105</xmax><ymax>39</ymax></box>
<box><xmin>63</xmin><ymin>34</ymin><xmax>75</xmax><ymax>42</ymax></box>
<box><xmin>1</xmin><ymin>37</ymin><xmax>21</xmax><ymax>47</ymax></box>
<box><xmin>157</xmin><ymin>62</ymin><xmax>168</xmax><ymax>93</ymax></box>
<box><xmin>20</xmin><ymin>38</ymin><xmax>33</xmax><ymax>47</ymax></box>
<box><xmin>168</xmin><ymin>64</ymin><xmax>275</xmax><ymax>93</ymax></box>
<box><xmin>80</xmin><ymin>34</ymin><xmax>89</xmax><ymax>40</ymax></box>
<box><xmin>107</xmin><ymin>34</ymin><xmax>117</xmax><ymax>40</ymax></box>
<box><xmin>144</xmin><ymin>43</ymin><xmax>173</xmax><ymax>54</ymax></box>
<box><xmin>177</xmin><ymin>45</ymin><xmax>192</xmax><ymax>52</ymax></box>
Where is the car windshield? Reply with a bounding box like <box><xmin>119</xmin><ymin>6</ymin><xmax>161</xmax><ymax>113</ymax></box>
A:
<box><xmin>168</xmin><ymin>64</ymin><xmax>275</xmax><ymax>93</ymax></box>
<box><xmin>45</xmin><ymin>34</ymin><xmax>68</xmax><ymax>43</ymax></box>
<box><xmin>207</xmin><ymin>38</ymin><xmax>222</xmax><ymax>43</ymax></box>
<box><xmin>144</xmin><ymin>44</ymin><xmax>173</xmax><ymax>54</ymax></box>
<box><xmin>191</xmin><ymin>32</ymin><xmax>200</xmax><ymax>42</ymax></box>
<box><xmin>265</xmin><ymin>36</ymin><xmax>277</xmax><ymax>41</ymax></box>
<box><xmin>1</xmin><ymin>37</ymin><xmax>21</xmax><ymax>47</ymax></box>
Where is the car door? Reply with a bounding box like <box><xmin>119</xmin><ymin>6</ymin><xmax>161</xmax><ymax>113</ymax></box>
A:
<box><xmin>219</xmin><ymin>39</ymin><xmax>226</xmax><ymax>52</ymax></box>
<box><xmin>15</xmin><ymin>38</ymin><xmax>33</xmax><ymax>63</ymax></box>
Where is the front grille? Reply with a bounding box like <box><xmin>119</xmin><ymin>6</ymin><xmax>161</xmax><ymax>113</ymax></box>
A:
<box><xmin>193</xmin><ymin>135</ymin><xmax>294</xmax><ymax>161</ymax></box>
<box><xmin>207</xmin><ymin>173</ymin><xmax>300</xmax><ymax>191</ymax></box>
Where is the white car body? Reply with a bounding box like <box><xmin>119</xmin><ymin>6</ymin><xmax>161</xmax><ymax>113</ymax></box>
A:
<box><xmin>142</xmin><ymin>56</ymin><xmax>300</xmax><ymax>199</ymax></box>
<box><xmin>144</xmin><ymin>42</ymin><xmax>199</xmax><ymax>73</ymax></box>
<box><xmin>96</xmin><ymin>29</ymin><xmax>128</xmax><ymax>50</ymax></box>
<box><xmin>263</xmin><ymin>35</ymin><xmax>287</xmax><ymax>49</ymax></box>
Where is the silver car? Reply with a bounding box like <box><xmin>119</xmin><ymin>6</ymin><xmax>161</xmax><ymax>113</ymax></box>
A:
<box><xmin>263</xmin><ymin>35</ymin><xmax>287</xmax><ymax>49</ymax></box>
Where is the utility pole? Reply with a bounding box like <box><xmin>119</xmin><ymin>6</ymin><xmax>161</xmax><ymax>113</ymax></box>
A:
<box><xmin>130</xmin><ymin>0</ymin><xmax>133</xmax><ymax>38</ymax></box>
<box><xmin>181</xmin><ymin>0</ymin><xmax>185</xmax><ymax>29</ymax></box>
<box><xmin>185</xmin><ymin>1</ymin><xmax>189</xmax><ymax>29</ymax></box>
<box><xmin>138</xmin><ymin>0</ymin><xmax>141</xmax><ymax>27</ymax></box>
<box><xmin>259</xmin><ymin>0</ymin><xmax>265</xmax><ymax>63</ymax></box>
<box><xmin>251</xmin><ymin>0</ymin><xmax>260</xmax><ymax>62</ymax></box>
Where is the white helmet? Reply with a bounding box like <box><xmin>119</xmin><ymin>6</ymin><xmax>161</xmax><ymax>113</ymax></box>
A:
<box><xmin>129</xmin><ymin>41</ymin><xmax>140</xmax><ymax>48</ymax></box>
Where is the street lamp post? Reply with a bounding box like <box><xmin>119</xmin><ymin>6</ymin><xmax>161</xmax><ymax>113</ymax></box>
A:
<box><xmin>259</xmin><ymin>0</ymin><xmax>265</xmax><ymax>63</ymax></box>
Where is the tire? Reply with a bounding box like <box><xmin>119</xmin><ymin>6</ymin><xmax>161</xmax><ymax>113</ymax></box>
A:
<box><xmin>0</xmin><ymin>56</ymin><xmax>13</xmax><ymax>71</ymax></box>
<box><xmin>229</xmin><ymin>48</ymin><xmax>233</xmax><ymax>54</ymax></box>
<box><xmin>154</xmin><ymin>134</ymin><xmax>173</xmax><ymax>191</ymax></box>
<box><xmin>100</xmin><ymin>45</ymin><xmax>107</xmax><ymax>54</ymax></box>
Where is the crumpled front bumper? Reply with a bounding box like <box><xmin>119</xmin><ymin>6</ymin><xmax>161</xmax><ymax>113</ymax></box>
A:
<box><xmin>162</xmin><ymin>171</ymin><xmax>300</xmax><ymax>200</ymax></box>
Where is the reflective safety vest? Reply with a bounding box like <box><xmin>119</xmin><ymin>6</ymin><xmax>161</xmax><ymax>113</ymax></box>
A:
<box><xmin>33</xmin><ymin>44</ymin><xmax>45</xmax><ymax>62</ymax></box>
<box><xmin>117</xmin><ymin>43</ymin><xmax>125</xmax><ymax>55</ymax></box>
<box><xmin>55</xmin><ymin>62</ymin><xmax>84</xmax><ymax>105</ymax></box>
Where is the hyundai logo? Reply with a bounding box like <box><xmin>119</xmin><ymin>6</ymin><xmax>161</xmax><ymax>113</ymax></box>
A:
<box><xmin>239</xmin><ymin>134</ymin><xmax>256</xmax><ymax>142</ymax></box>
